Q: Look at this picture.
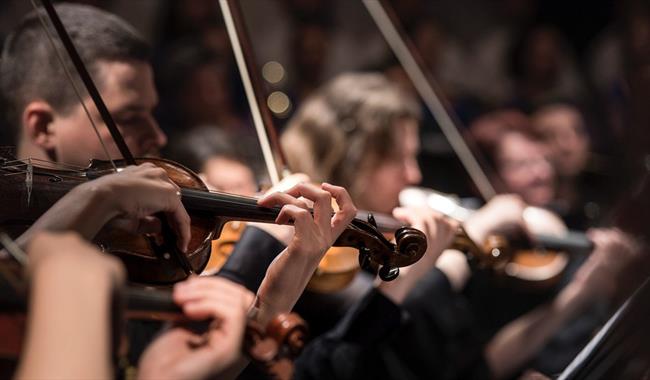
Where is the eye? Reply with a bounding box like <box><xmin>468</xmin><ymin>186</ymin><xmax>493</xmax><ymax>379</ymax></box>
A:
<box><xmin>117</xmin><ymin>115</ymin><xmax>146</xmax><ymax>127</ymax></box>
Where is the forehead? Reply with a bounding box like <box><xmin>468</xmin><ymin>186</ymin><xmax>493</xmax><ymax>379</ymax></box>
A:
<box><xmin>500</xmin><ymin>132</ymin><xmax>543</xmax><ymax>158</ymax></box>
<box><xmin>94</xmin><ymin>60</ymin><xmax>158</xmax><ymax>110</ymax></box>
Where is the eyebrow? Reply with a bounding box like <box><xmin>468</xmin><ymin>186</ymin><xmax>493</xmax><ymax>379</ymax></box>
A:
<box><xmin>111</xmin><ymin>104</ymin><xmax>152</xmax><ymax>115</ymax></box>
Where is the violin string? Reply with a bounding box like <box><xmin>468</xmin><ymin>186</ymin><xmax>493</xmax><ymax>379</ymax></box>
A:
<box><xmin>29</xmin><ymin>0</ymin><xmax>117</xmax><ymax>172</ymax></box>
<box><xmin>1</xmin><ymin>157</ymin><xmax>87</xmax><ymax>171</ymax></box>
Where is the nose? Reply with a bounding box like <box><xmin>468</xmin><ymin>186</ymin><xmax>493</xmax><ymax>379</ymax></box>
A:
<box><xmin>140</xmin><ymin>119</ymin><xmax>167</xmax><ymax>153</ymax></box>
<box><xmin>404</xmin><ymin>157</ymin><xmax>422</xmax><ymax>185</ymax></box>
<box><xmin>532</xmin><ymin>158</ymin><xmax>554</xmax><ymax>181</ymax></box>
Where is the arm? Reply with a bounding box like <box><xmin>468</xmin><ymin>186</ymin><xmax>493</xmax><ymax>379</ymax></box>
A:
<box><xmin>253</xmin><ymin>182</ymin><xmax>357</xmax><ymax>326</ymax></box>
<box><xmin>15</xmin><ymin>232</ymin><xmax>125</xmax><ymax>380</ymax></box>
<box><xmin>16</xmin><ymin>163</ymin><xmax>191</xmax><ymax>252</ymax></box>
<box><xmin>378</xmin><ymin>206</ymin><xmax>459</xmax><ymax>304</ymax></box>
<box><xmin>485</xmin><ymin>228</ymin><xmax>643</xmax><ymax>379</ymax></box>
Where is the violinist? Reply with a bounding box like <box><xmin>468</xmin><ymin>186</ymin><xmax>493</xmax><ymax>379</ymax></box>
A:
<box><xmin>279</xmin><ymin>72</ymin><xmax>643</xmax><ymax>379</ymax></box>
<box><xmin>1</xmin><ymin>4</ymin><xmax>164</xmax><ymax>167</ymax></box>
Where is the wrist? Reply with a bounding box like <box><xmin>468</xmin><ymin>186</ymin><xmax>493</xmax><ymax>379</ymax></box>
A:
<box><xmin>554</xmin><ymin>281</ymin><xmax>594</xmax><ymax>317</ymax></box>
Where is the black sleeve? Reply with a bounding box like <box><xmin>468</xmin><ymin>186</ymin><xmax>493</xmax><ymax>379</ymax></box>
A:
<box><xmin>216</xmin><ymin>226</ymin><xmax>286</xmax><ymax>293</ymax></box>
<box><xmin>294</xmin><ymin>288</ymin><xmax>404</xmax><ymax>380</ymax></box>
<box><xmin>392</xmin><ymin>268</ymin><xmax>491</xmax><ymax>380</ymax></box>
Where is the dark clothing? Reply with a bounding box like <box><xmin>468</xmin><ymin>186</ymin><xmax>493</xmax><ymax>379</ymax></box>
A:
<box><xmin>294</xmin><ymin>269</ymin><xmax>489</xmax><ymax>380</ymax></box>
<box><xmin>218</xmin><ymin>226</ymin><xmax>287</xmax><ymax>292</ymax></box>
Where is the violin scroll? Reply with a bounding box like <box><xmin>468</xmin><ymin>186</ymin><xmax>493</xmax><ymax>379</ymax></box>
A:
<box><xmin>245</xmin><ymin>312</ymin><xmax>308</xmax><ymax>380</ymax></box>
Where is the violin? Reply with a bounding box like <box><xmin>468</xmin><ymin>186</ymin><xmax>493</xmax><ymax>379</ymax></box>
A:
<box><xmin>0</xmin><ymin>155</ymin><xmax>427</xmax><ymax>285</ymax></box>
<box><xmin>0</xmin><ymin>256</ymin><xmax>307</xmax><ymax>380</ymax></box>
<box><xmin>400</xmin><ymin>186</ymin><xmax>595</xmax><ymax>288</ymax></box>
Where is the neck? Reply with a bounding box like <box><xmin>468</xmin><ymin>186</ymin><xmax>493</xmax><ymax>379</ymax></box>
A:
<box><xmin>17</xmin><ymin>139</ymin><xmax>51</xmax><ymax>162</ymax></box>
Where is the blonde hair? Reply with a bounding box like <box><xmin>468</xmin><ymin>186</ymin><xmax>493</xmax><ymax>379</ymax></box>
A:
<box><xmin>282</xmin><ymin>72</ymin><xmax>420</xmax><ymax>198</ymax></box>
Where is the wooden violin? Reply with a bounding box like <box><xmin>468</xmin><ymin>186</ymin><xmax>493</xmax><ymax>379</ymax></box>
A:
<box><xmin>0</xmin><ymin>155</ymin><xmax>427</xmax><ymax>285</ymax></box>
<box><xmin>400</xmin><ymin>186</ymin><xmax>595</xmax><ymax>288</ymax></box>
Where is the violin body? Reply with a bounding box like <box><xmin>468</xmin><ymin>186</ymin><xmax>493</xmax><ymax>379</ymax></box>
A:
<box><xmin>0</xmin><ymin>157</ymin><xmax>216</xmax><ymax>284</ymax></box>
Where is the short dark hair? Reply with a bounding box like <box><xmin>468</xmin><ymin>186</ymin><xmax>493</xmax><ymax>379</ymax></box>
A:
<box><xmin>0</xmin><ymin>3</ymin><xmax>150</xmax><ymax>140</ymax></box>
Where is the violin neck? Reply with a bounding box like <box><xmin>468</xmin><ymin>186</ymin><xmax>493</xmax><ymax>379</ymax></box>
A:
<box><xmin>180</xmin><ymin>189</ymin><xmax>282</xmax><ymax>223</ymax></box>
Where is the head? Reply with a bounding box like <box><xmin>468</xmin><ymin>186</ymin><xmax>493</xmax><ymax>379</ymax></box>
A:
<box><xmin>1</xmin><ymin>3</ymin><xmax>165</xmax><ymax>166</ymax></box>
<box><xmin>510</xmin><ymin>26</ymin><xmax>565</xmax><ymax>85</ymax></box>
<box><xmin>532</xmin><ymin>103</ymin><xmax>589</xmax><ymax>178</ymax></box>
<box><xmin>495</xmin><ymin>130</ymin><xmax>556</xmax><ymax>206</ymax></box>
<box><xmin>166</xmin><ymin>126</ymin><xmax>257</xmax><ymax>195</ymax></box>
<box><xmin>282</xmin><ymin>72</ymin><xmax>422</xmax><ymax>213</ymax></box>
<box><xmin>159</xmin><ymin>44</ymin><xmax>235</xmax><ymax>129</ymax></box>
<box><xmin>472</xmin><ymin>111</ymin><xmax>556</xmax><ymax>206</ymax></box>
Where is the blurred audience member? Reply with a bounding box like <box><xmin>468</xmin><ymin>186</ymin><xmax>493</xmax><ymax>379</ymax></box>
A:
<box><xmin>471</xmin><ymin>110</ymin><xmax>556</xmax><ymax>208</ymax></box>
<box><xmin>165</xmin><ymin>126</ymin><xmax>258</xmax><ymax>195</ymax></box>
<box><xmin>508</xmin><ymin>26</ymin><xmax>586</xmax><ymax>111</ymax></box>
<box><xmin>156</xmin><ymin>44</ymin><xmax>248</xmax><ymax>136</ymax></box>
<box><xmin>532</xmin><ymin>103</ymin><xmax>615</xmax><ymax>229</ymax></box>
<box><xmin>532</xmin><ymin>103</ymin><xmax>589</xmax><ymax>179</ymax></box>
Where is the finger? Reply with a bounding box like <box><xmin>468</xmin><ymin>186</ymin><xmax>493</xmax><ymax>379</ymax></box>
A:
<box><xmin>265</xmin><ymin>173</ymin><xmax>311</xmax><ymax>194</ymax></box>
<box><xmin>174</xmin><ymin>277</ymin><xmax>249</xmax><ymax>303</ymax></box>
<box><xmin>285</xmin><ymin>183</ymin><xmax>332</xmax><ymax>232</ymax></box>
<box><xmin>392</xmin><ymin>207</ymin><xmax>414</xmax><ymax>225</ymax></box>
<box><xmin>165</xmin><ymin>197</ymin><xmax>191</xmax><ymax>253</ymax></box>
<box><xmin>257</xmin><ymin>191</ymin><xmax>310</xmax><ymax>210</ymax></box>
<box><xmin>322</xmin><ymin>183</ymin><xmax>356</xmax><ymax>236</ymax></box>
<box><xmin>275</xmin><ymin>204</ymin><xmax>313</xmax><ymax>238</ymax></box>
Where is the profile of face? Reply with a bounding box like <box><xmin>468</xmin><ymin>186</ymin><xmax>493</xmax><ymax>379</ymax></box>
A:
<box><xmin>357</xmin><ymin>118</ymin><xmax>422</xmax><ymax>214</ymax></box>
<box><xmin>533</xmin><ymin>105</ymin><xmax>589</xmax><ymax>178</ymax></box>
<box><xmin>496</xmin><ymin>131</ymin><xmax>556</xmax><ymax>207</ymax></box>
<box><xmin>200</xmin><ymin>156</ymin><xmax>258</xmax><ymax>196</ymax></box>
<box><xmin>25</xmin><ymin>60</ymin><xmax>166</xmax><ymax>166</ymax></box>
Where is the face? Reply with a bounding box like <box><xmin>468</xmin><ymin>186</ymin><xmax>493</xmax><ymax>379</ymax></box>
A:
<box><xmin>357</xmin><ymin>118</ymin><xmax>422</xmax><ymax>214</ymax></box>
<box><xmin>201</xmin><ymin>157</ymin><xmax>257</xmax><ymax>196</ymax></box>
<box><xmin>497</xmin><ymin>132</ymin><xmax>556</xmax><ymax>207</ymax></box>
<box><xmin>49</xmin><ymin>60</ymin><xmax>165</xmax><ymax>166</ymax></box>
<box><xmin>533</xmin><ymin>107</ymin><xmax>589</xmax><ymax>178</ymax></box>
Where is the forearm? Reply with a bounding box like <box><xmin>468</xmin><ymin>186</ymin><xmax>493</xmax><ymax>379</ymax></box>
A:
<box><xmin>17</xmin><ymin>185</ymin><xmax>115</xmax><ymax>247</ymax></box>
<box><xmin>16</xmin><ymin>261</ymin><xmax>115</xmax><ymax>379</ymax></box>
<box><xmin>485</xmin><ymin>283</ymin><xmax>591</xmax><ymax>379</ymax></box>
<box><xmin>255</xmin><ymin>249</ymin><xmax>321</xmax><ymax>326</ymax></box>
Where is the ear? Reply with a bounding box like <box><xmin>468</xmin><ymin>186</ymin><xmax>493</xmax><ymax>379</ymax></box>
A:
<box><xmin>22</xmin><ymin>101</ymin><xmax>56</xmax><ymax>151</ymax></box>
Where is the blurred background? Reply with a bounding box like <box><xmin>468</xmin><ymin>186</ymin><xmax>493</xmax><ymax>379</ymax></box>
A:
<box><xmin>1</xmin><ymin>0</ymin><xmax>648</xmax><ymax>231</ymax></box>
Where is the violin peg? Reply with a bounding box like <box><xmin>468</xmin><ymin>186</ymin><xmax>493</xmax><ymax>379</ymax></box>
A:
<box><xmin>379</xmin><ymin>265</ymin><xmax>399</xmax><ymax>281</ymax></box>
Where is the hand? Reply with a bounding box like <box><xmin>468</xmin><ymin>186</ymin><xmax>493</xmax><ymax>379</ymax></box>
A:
<box><xmin>393</xmin><ymin>207</ymin><xmax>459</xmax><ymax>266</ymax></box>
<box><xmin>464</xmin><ymin>195</ymin><xmax>529</xmax><ymax>243</ymax></box>
<box><xmin>137</xmin><ymin>277</ymin><xmax>255</xmax><ymax>380</ymax></box>
<box><xmin>17</xmin><ymin>163</ymin><xmax>191</xmax><ymax>253</ymax></box>
<box><xmin>257</xmin><ymin>182</ymin><xmax>357</xmax><ymax>261</ymax></box>
<box><xmin>571</xmin><ymin>228</ymin><xmax>643</xmax><ymax>301</ymax></box>
<box><xmin>89</xmin><ymin>163</ymin><xmax>191</xmax><ymax>252</ymax></box>
<box><xmin>378</xmin><ymin>207</ymin><xmax>460</xmax><ymax>303</ymax></box>
<box><xmin>248</xmin><ymin>173</ymin><xmax>311</xmax><ymax>245</ymax></box>
<box><xmin>253</xmin><ymin>182</ymin><xmax>357</xmax><ymax>324</ymax></box>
